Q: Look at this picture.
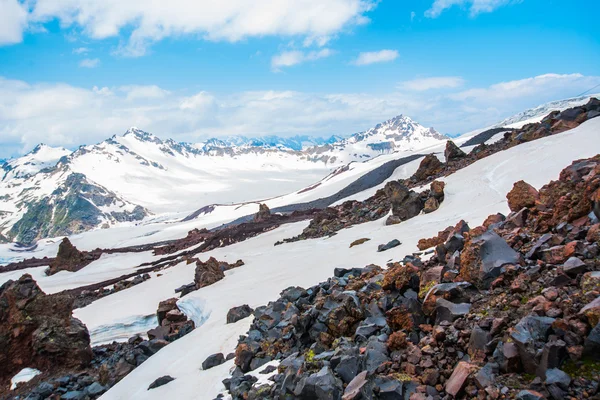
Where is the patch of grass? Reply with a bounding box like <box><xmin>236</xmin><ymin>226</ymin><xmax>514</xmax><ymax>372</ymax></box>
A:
<box><xmin>562</xmin><ymin>359</ymin><xmax>600</xmax><ymax>380</ymax></box>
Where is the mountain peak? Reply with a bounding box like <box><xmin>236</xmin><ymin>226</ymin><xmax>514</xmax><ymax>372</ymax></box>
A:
<box><xmin>122</xmin><ymin>127</ymin><xmax>162</xmax><ymax>144</ymax></box>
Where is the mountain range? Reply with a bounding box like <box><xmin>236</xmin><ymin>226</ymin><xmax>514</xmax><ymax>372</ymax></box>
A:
<box><xmin>0</xmin><ymin>95</ymin><xmax>593</xmax><ymax>245</ymax></box>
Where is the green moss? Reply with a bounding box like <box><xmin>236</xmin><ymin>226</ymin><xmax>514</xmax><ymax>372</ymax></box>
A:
<box><xmin>305</xmin><ymin>349</ymin><xmax>316</xmax><ymax>363</ymax></box>
<box><xmin>419</xmin><ymin>281</ymin><xmax>437</xmax><ymax>299</ymax></box>
<box><xmin>562</xmin><ymin>359</ymin><xmax>600</xmax><ymax>380</ymax></box>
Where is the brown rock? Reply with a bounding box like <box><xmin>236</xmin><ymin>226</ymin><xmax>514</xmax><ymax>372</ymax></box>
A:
<box><xmin>0</xmin><ymin>274</ymin><xmax>92</xmax><ymax>383</ymax></box>
<box><xmin>580</xmin><ymin>296</ymin><xmax>600</xmax><ymax>327</ymax></box>
<box><xmin>430</xmin><ymin>180</ymin><xmax>446</xmax><ymax>200</ymax></box>
<box><xmin>412</xmin><ymin>154</ymin><xmax>444</xmax><ymax>182</ymax></box>
<box><xmin>47</xmin><ymin>238</ymin><xmax>97</xmax><ymax>276</ymax></box>
<box><xmin>445</xmin><ymin>140</ymin><xmax>467</xmax><ymax>162</ymax></box>
<box><xmin>254</xmin><ymin>203</ymin><xmax>271</xmax><ymax>222</ymax></box>
<box><xmin>157</xmin><ymin>298</ymin><xmax>178</xmax><ymax>325</ymax></box>
<box><xmin>350</xmin><ymin>238</ymin><xmax>370</xmax><ymax>248</ymax></box>
<box><xmin>423</xmin><ymin>197</ymin><xmax>440</xmax><ymax>214</ymax></box>
<box><xmin>445</xmin><ymin>361</ymin><xmax>476</xmax><ymax>397</ymax></box>
<box><xmin>194</xmin><ymin>257</ymin><xmax>244</xmax><ymax>289</ymax></box>
<box><xmin>506</xmin><ymin>181</ymin><xmax>539</xmax><ymax>212</ymax></box>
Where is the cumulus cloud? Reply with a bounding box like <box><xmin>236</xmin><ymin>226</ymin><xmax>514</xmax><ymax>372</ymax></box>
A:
<box><xmin>0</xmin><ymin>0</ymin><xmax>28</xmax><ymax>45</ymax></box>
<box><xmin>425</xmin><ymin>0</ymin><xmax>519</xmax><ymax>18</ymax></box>
<box><xmin>400</xmin><ymin>76</ymin><xmax>465</xmax><ymax>91</ymax></box>
<box><xmin>79</xmin><ymin>58</ymin><xmax>100</xmax><ymax>68</ymax></box>
<box><xmin>352</xmin><ymin>49</ymin><xmax>398</xmax><ymax>66</ymax></box>
<box><xmin>1</xmin><ymin>73</ymin><xmax>598</xmax><ymax>157</ymax></box>
<box><xmin>18</xmin><ymin>0</ymin><xmax>377</xmax><ymax>56</ymax></box>
<box><xmin>271</xmin><ymin>48</ymin><xmax>333</xmax><ymax>71</ymax></box>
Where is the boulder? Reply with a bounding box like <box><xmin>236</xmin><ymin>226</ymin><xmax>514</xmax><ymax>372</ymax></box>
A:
<box><xmin>342</xmin><ymin>371</ymin><xmax>368</xmax><ymax>400</ymax></box>
<box><xmin>194</xmin><ymin>257</ymin><xmax>243</xmax><ymax>289</ymax></box>
<box><xmin>435</xmin><ymin>298</ymin><xmax>471</xmax><ymax>324</ymax></box>
<box><xmin>516</xmin><ymin>390</ymin><xmax>546</xmax><ymax>400</ymax></box>
<box><xmin>544</xmin><ymin>368</ymin><xmax>571</xmax><ymax>390</ymax></box>
<box><xmin>0</xmin><ymin>275</ymin><xmax>92</xmax><ymax>381</ymax></box>
<box><xmin>445</xmin><ymin>140</ymin><xmax>466</xmax><ymax>162</ymax></box>
<box><xmin>349</xmin><ymin>238</ymin><xmax>370</xmax><ymax>248</ymax></box>
<box><xmin>510</xmin><ymin>315</ymin><xmax>555</xmax><ymax>374</ymax></box>
<box><xmin>377</xmin><ymin>239</ymin><xmax>401</xmax><ymax>252</ymax></box>
<box><xmin>507</xmin><ymin>181</ymin><xmax>539</xmax><ymax>212</ymax></box>
<box><xmin>562</xmin><ymin>257</ymin><xmax>587</xmax><ymax>276</ymax></box>
<box><xmin>412</xmin><ymin>154</ymin><xmax>444</xmax><ymax>181</ymax></box>
<box><xmin>148</xmin><ymin>375</ymin><xmax>175</xmax><ymax>390</ymax></box>
<box><xmin>202</xmin><ymin>353</ymin><xmax>225</xmax><ymax>370</ymax></box>
<box><xmin>580</xmin><ymin>296</ymin><xmax>600</xmax><ymax>327</ymax></box>
<box><xmin>227</xmin><ymin>304</ymin><xmax>254</xmax><ymax>324</ymax></box>
<box><xmin>583</xmin><ymin>322</ymin><xmax>600</xmax><ymax>360</ymax></box>
<box><xmin>430</xmin><ymin>180</ymin><xmax>445</xmax><ymax>200</ymax></box>
<box><xmin>294</xmin><ymin>366</ymin><xmax>343</xmax><ymax>400</ymax></box>
<box><xmin>423</xmin><ymin>197</ymin><xmax>440</xmax><ymax>214</ymax></box>
<box><xmin>459</xmin><ymin>231</ymin><xmax>522</xmax><ymax>288</ymax></box>
<box><xmin>157</xmin><ymin>298</ymin><xmax>178</xmax><ymax>326</ymax></box>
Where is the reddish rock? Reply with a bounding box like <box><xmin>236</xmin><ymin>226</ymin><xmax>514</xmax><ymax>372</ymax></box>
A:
<box><xmin>444</xmin><ymin>140</ymin><xmax>466</xmax><ymax>162</ymax></box>
<box><xmin>445</xmin><ymin>361</ymin><xmax>476</xmax><ymax>397</ymax></box>
<box><xmin>506</xmin><ymin>181</ymin><xmax>539</xmax><ymax>212</ymax></box>
<box><xmin>0</xmin><ymin>274</ymin><xmax>92</xmax><ymax>383</ymax></box>
<box><xmin>430</xmin><ymin>180</ymin><xmax>446</xmax><ymax>200</ymax></box>
<box><xmin>254</xmin><ymin>203</ymin><xmax>271</xmax><ymax>222</ymax></box>
<box><xmin>423</xmin><ymin>197</ymin><xmax>440</xmax><ymax>214</ymax></box>
<box><xmin>194</xmin><ymin>257</ymin><xmax>244</xmax><ymax>289</ymax></box>
<box><xmin>412</xmin><ymin>154</ymin><xmax>444</xmax><ymax>182</ymax></box>
<box><xmin>47</xmin><ymin>238</ymin><xmax>98</xmax><ymax>276</ymax></box>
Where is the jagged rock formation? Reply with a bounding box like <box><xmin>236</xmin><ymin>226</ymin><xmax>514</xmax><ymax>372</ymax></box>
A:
<box><xmin>224</xmin><ymin>155</ymin><xmax>600</xmax><ymax>400</ymax></box>
<box><xmin>411</xmin><ymin>154</ymin><xmax>444</xmax><ymax>182</ymax></box>
<box><xmin>445</xmin><ymin>140</ymin><xmax>466</xmax><ymax>162</ymax></box>
<box><xmin>47</xmin><ymin>238</ymin><xmax>100</xmax><ymax>276</ymax></box>
<box><xmin>0</xmin><ymin>275</ymin><xmax>92</xmax><ymax>384</ymax></box>
<box><xmin>254</xmin><ymin>204</ymin><xmax>271</xmax><ymax>222</ymax></box>
<box><xmin>194</xmin><ymin>257</ymin><xmax>245</xmax><ymax>289</ymax></box>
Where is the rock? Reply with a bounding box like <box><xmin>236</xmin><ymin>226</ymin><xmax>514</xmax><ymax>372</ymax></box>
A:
<box><xmin>378</xmin><ymin>239</ymin><xmax>401</xmax><ymax>252</ymax></box>
<box><xmin>580</xmin><ymin>296</ymin><xmax>600</xmax><ymax>327</ymax></box>
<box><xmin>544</xmin><ymin>368</ymin><xmax>571</xmax><ymax>389</ymax></box>
<box><xmin>350</xmin><ymin>238</ymin><xmax>370</xmax><ymax>248</ymax></box>
<box><xmin>47</xmin><ymin>238</ymin><xmax>94</xmax><ymax>276</ymax></box>
<box><xmin>562</xmin><ymin>257</ymin><xmax>587</xmax><ymax>276</ymax></box>
<box><xmin>445</xmin><ymin>140</ymin><xmax>466</xmax><ymax>162</ymax></box>
<box><xmin>468</xmin><ymin>326</ymin><xmax>491</xmax><ymax>361</ymax></box>
<box><xmin>510</xmin><ymin>315</ymin><xmax>555</xmax><ymax>374</ymax></box>
<box><xmin>435</xmin><ymin>298</ymin><xmax>471</xmax><ymax>324</ymax></box>
<box><xmin>377</xmin><ymin>377</ymin><xmax>404</xmax><ymax>399</ymax></box>
<box><xmin>61</xmin><ymin>391</ymin><xmax>86</xmax><ymax>400</ymax></box>
<box><xmin>581</xmin><ymin>271</ymin><xmax>600</xmax><ymax>295</ymax></box>
<box><xmin>583</xmin><ymin>322</ymin><xmax>600</xmax><ymax>360</ymax></box>
<box><xmin>85</xmin><ymin>382</ymin><xmax>107</xmax><ymax>396</ymax></box>
<box><xmin>459</xmin><ymin>231</ymin><xmax>522</xmax><ymax>288</ymax></box>
<box><xmin>137</xmin><ymin>339</ymin><xmax>169</xmax><ymax>356</ymax></box>
<box><xmin>342</xmin><ymin>371</ymin><xmax>368</xmax><ymax>400</ymax></box>
<box><xmin>165</xmin><ymin>309</ymin><xmax>187</xmax><ymax>323</ymax></box>
<box><xmin>430</xmin><ymin>180</ymin><xmax>445</xmax><ymax>200</ymax></box>
<box><xmin>294</xmin><ymin>366</ymin><xmax>343</xmax><ymax>400</ymax></box>
<box><xmin>254</xmin><ymin>203</ymin><xmax>271</xmax><ymax>222</ymax></box>
<box><xmin>445</xmin><ymin>361</ymin><xmax>476</xmax><ymax>397</ymax></box>
<box><xmin>474</xmin><ymin>363</ymin><xmax>497</xmax><ymax>389</ymax></box>
<box><xmin>157</xmin><ymin>298</ymin><xmax>179</xmax><ymax>325</ymax></box>
<box><xmin>0</xmin><ymin>275</ymin><xmax>92</xmax><ymax>381</ymax></box>
<box><xmin>506</xmin><ymin>181</ymin><xmax>539</xmax><ymax>212</ymax></box>
<box><xmin>227</xmin><ymin>304</ymin><xmax>254</xmax><ymax>324</ymax></box>
<box><xmin>202</xmin><ymin>353</ymin><xmax>225</xmax><ymax>370</ymax></box>
<box><xmin>334</xmin><ymin>355</ymin><xmax>359</xmax><ymax>383</ymax></box>
<box><xmin>423</xmin><ymin>197</ymin><xmax>440</xmax><ymax>214</ymax></box>
<box><xmin>516</xmin><ymin>390</ymin><xmax>545</xmax><ymax>400</ymax></box>
<box><xmin>148</xmin><ymin>375</ymin><xmax>175</xmax><ymax>390</ymax></box>
<box><xmin>390</xmin><ymin>191</ymin><xmax>425</xmax><ymax>222</ymax></box>
<box><xmin>412</xmin><ymin>154</ymin><xmax>444</xmax><ymax>181</ymax></box>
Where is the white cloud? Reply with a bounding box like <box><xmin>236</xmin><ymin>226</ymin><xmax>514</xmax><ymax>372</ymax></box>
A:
<box><xmin>400</xmin><ymin>76</ymin><xmax>465</xmax><ymax>91</ymax></box>
<box><xmin>352</xmin><ymin>49</ymin><xmax>399</xmax><ymax>66</ymax></box>
<box><xmin>0</xmin><ymin>0</ymin><xmax>28</xmax><ymax>45</ymax></box>
<box><xmin>119</xmin><ymin>85</ymin><xmax>170</xmax><ymax>101</ymax></box>
<box><xmin>23</xmin><ymin>0</ymin><xmax>376</xmax><ymax>56</ymax></box>
<box><xmin>271</xmin><ymin>48</ymin><xmax>333</xmax><ymax>70</ymax></box>
<box><xmin>410</xmin><ymin>11</ymin><xmax>416</xmax><ymax>21</ymax></box>
<box><xmin>425</xmin><ymin>0</ymin><xmax>518</xmax><ymax>18</ymax></box>
<box><xmin>1</xmin><ymin>73</ymin><xmax>599</xmax><ymax>157</ymax></box>
<box><xmin>72</xmin><ymin>46</ymin><xmax>89</xmax><ymax>54</ymax></box>
<box><xmin>79</xmin><ymin>58</ymin><xmax>100</xmax><ymax>68</ymax></box>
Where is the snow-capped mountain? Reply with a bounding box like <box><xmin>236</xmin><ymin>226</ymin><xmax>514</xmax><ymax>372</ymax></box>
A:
<box><xmin>495</xmin><ymin>93</ymin><xmax>600</xmax><ymax>128</ymax></box>
<box><xmin>0</xmin><ymin>114</ymin><xmax>445</xmax><ymax>244</ymax></box>
<box><xmin>1</xmin><ymin>144</ymin><xmax>70</xmax><ymax>180</ymax></box>
<box><xmin>304</xmin><ymin>115</ymin><xmax>448</xmax><ymax>164</ymax></box>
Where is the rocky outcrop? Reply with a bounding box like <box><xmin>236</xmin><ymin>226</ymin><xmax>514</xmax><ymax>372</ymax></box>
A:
<box><xmin>227</xmin><ymin>304</ymin><xmax>254</xmax><ymax>324</ymax></box>
<box><xmin>507</xmin><ymin>181</ymin><xmax>540</xmax><ymax>212</ymax></box>
<box><xmin>47</xmin><ymin>238</ymin><xmax>100</xmax><ymax>276</ymax></box>
<box><xmin>194</xmin><ymin>257</ymin><xmax>244</xmax><ymax>289</ymax></box>
<box><xmin>0</xmin><ymin>275</ymin><xmax>92</xmax><ymax>384</ymax></box>
<box><xmin>444</xmin><ymin>140</ymin><xmax>466</xmax><ymax>162</ymax></box>
<box><xmin>411</xmin><ymin>154</ymin><xmax>444</xmax><ymax>182</ymax></box>
<box><xmin>224</xmin><ymin>155</ymin><xmax>600</xmax><ymax>400</ymax></box>
<box><xmin>254</xmin><ymin>203</ymin><xmax>271</xmax><ymax>222</ymax></box>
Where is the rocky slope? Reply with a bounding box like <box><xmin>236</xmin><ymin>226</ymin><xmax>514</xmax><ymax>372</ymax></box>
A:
<box><xmin>223</xmin><ymin>154</ymin><xmax>600</xmax><ymax>400</ymax></box>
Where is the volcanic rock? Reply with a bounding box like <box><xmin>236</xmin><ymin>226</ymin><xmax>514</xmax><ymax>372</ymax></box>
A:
<box><xmin>47</xmin><ymin>238</ymin><xmax>96</xmax><ymax>276</ymax></box>
<box><xmin>227</xmin><ymin>304</ymin><xmax>254</xmax><ymax>324</ymax></box>
<box><xmin>194</xmin><ymin>257</ymin><xmax>244</xmax><ymax>289</ymax></box>
<box><xmin>412</xmin><ymin>154</ymin><xmax>444</xmax><ymax>181</ymax></box>
<box><xmin>507</xmin><ymin>181</ymin><xmax>539</xmax><ymax>212</ymax></box>
<box><xmin>148</xmin><ymin>375</ymin><xmax>175</xmax><ymax>390</ymax></box>
<box><xmin>0</xmin><ymin>274</ymin><xmax>92</xmax><ymax>383</ymax></box>
<box><xmin>377</xmin><ymin>239</ymin><xmax>401</xmax><ymax>252</ymax></box>
<box><xmin>254</xmin><ymin>203</ymin><xmax>271</xmax><ymax>222</ymax></box>
<box><xmin>445</xmin><ymin>140</ymin><xmax>466</xmax><ymax>162</ymax></box>
<box><xmin>202</xmin><ymin>353</ymin><xmax>225</xmax><ymax>370</ymax></box>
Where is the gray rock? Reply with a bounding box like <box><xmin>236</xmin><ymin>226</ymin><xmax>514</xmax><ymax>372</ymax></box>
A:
<box><xmin>583</xmin><ymin>322</ymin><xmax>600</xmax><ymax>360</ymax></box>
<box><xmin>85</xmin><ymin>382</ymin><xmax>107</xmax><ymax>396</ymax></box>
<box><xmin>61</xmin><ymin>392</ymin><xmax>85</xmax><ymax>400</ymax></box>
<box><xmin>148</xmin><ymin>375</ymin><xmax>175</xmax><ymax>390</ymax></box>
<box><xmin>294</xmin><ymin>366</ymin><xmax>343</xmax><ymax>400</ymax></box>
<box><xmin>377</xmin><ymin>239</ymin><xmax>401</xmax><ymax>252</ymax></box>
<box><xmin>377</xmin><ymin>377</ymin><xmax>404</xmax><ymax>400</ymax></box>
<box><xmin>334</xmin><ymin>355</ymin><xmax>359</xmax><ymax>383</ymax></box>
<box><xmin>342</xmin><ymin>371</ymin><xmax>368</xmax><ymax>400</ymax></box>
<box><xmin>510</xmin><ymin>315</ymin><xmax>555</xmax><ymax>374</ymax></box>
<box><xmin>562</xmin><ymin>257</ymin><xmax>586</xmax><ymax>276</ymax></box>
<box><xmin>545</xmin><ymin>368</ymin><xmax>571</xmax><ymax>389</ymax></box>
<box><xmin>226</xmin><ymin>304</ymin><xmax>254</xmax><ymax>324</ymax></box>
<box><xmin>137</xmin><ymin>339</ymin><xmax>168</xmax><ymax>356</ymax></box>
<box><xmin>202</xmin><ymin>353</ymin><xmax>225</xmax><ymax>370</ymax></box>
<box><xmin>516</xmin><ymin>390</ymin><xmax>546</xmax><ymax>400</ymax></box>
<box><xmin>435</xmin><ymin>298</ymin><xmax>471</xmax><ymax>324</ymax></box>
<box><xmin>474</xmin><ymin>362</ymin><xmax>498</xmax><ymax>389</ymax></box>
<box><xmin>474</xmin><ymin>231</ymin><xmax>522</xmax><ymax>287</ymax></box>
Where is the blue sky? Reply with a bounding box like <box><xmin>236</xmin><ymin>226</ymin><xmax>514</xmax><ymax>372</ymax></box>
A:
<box><xmin>0</xmin><ymin>0</ymin><xmax>599</xmax><ymax>158</ymax></box>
